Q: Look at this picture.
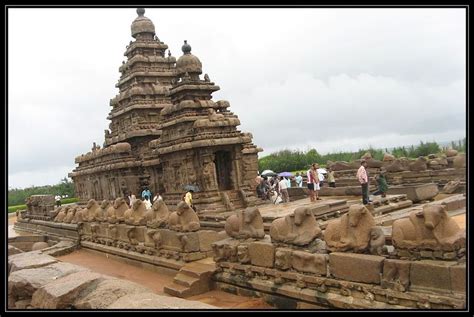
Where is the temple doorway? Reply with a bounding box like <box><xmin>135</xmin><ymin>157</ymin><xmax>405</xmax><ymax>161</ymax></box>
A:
<box><xmin>215</xmin><ymin>151</ymin><xmax>232</xmax><ymax>190</ymax></box>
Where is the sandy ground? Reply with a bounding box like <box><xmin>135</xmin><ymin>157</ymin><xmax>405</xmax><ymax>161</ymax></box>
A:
<box><xmin>57</xmin><ymin>249</ymin><xmax>273</xmax><ymax>309</ymax></box>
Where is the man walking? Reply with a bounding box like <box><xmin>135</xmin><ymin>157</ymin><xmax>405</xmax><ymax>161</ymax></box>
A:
<box><xmin>278</xmin><ymin>176</ymin><xmax>290</xmax><ymax>203</ymax></box>
<box><xmin>356</xmin><ymin>160</ymin><xmax>370</xmax><ymax>204</ymax></box>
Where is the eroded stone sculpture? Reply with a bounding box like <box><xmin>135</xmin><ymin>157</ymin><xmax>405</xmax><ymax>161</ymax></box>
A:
<box><xmin>224</xmin><ymin>206</ymin><xmax>265</xmax><ymax>239</ymax></box>
<box><xmin>392</xmin><ymin>204</ymin><xmax>465</xmax><ymax>251</ymax></box>
<box><xmin>168</xmin><ymin>201</ymin><xmax>200</xmax><ymax>232</ymax></box>
<box><xmin>54</xmin><ymin>207</ymin><xmax>67</xmax><ymax>222</ymax></box>
<box><xmin>270</xmin><ymin>206</ymin><xmax>322</xmax><ymax>246</ymax></box>
<box><xmin>324</xmin><ymin>204</ymin><xmax>375</xmax><ymax>252</ymax></box>
<box><xmin>107</xmin><ymin>197</ymin><xmax>129</xmax><ymax>223</ymax></box>
<box><xmin>96</xmin><ymin>200</ymin><xmax>111</xmax><ymax>222</ymax></box>
<box><xmin>124</xmin><ymin>199</ymin><xmax>147</xmax><ymax>226</ymax></box>
<box><xmin>145</xmin><ymin>198</ymin><xmax>170</xmax><ymax>228</ymax></box>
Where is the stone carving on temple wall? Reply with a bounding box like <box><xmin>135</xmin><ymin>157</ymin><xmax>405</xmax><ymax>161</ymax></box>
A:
<box><xmin>107</xmin><ymin>197</ymin><xmax>129</xmax><ymax>223</ymax></box>
<box><xmin>224</xmin><ymin>206</ymin><xmax>265</xmax><ymax>239</ymax></box>
<box><xmin>202</xmin><ymin>156</ymin><xmax>218</xmax><ymax>190</ymax></box>
<box><xmin>392</xmin><ymin>204</ymin><xmax>465</xmax><ymax>251</ymax></box>
<box><xmin>169</xmin><ymin>201</ymin><xmax>200</xmax><ymax>232</ymax></box>
<box><xmin>270</xmin><ymin>207</ymin><xmax>322</xmax><ymax>246</ymax></box>
<box><xmin>324</xmin><ymin>204</ymin><xmax>376</xmax><ymax>252</ymax></box>
<box><xmin>145</xmin><ymin>198</ymin><xmax>170</xmax><ymax>228</ymax></box>
<box><xmin>124</xmin><ymin>199</ymin><xmax>148</xmax><ymax>226</ymax></box>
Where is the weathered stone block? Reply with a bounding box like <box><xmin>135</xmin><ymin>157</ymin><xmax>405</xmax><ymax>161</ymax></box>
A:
<box><xmin>248</xmin><ymin>239</ymin><xmax>275</xmax><ymax>268</ymax></box>
<box><xmin>409</xmin><ymin>260</ymin><xmax>454</xmax><ymax>292</ymax></box>
<box><xmin>8</xmin><ymin>262</ymin><xmax>88</xmax><ymax>300</ymax></box>
<box><xmin>198</xmin><ymin>230</ymin><xmax>221</xmax><ymax>251</ymax></box>
<box><xmin>275</xmin><ymin>248</ymin><xmax>293</xmax><ymax>270</ymax></box>
<box><xmin>9</xmin><ymin>252</ymin><xmax>57</xmax><ymax>275</ymax></box>
<box><xmin>160</xmin><ymin>229</ymin><xmax>200</xmax><ymax>252</ymax></box>
<box><xmin>381</xmin><ymin>259</ymin><xmax>410</xmax><ymax>292</ymax></box>
<box><xmin>30</xmin><ymin>271</ymin><xmax>105</xmax><ymax>309</ymax></box>
<box><xmin>449</xmin><ymin>264</ymin><xmax>466</xmax><ymax>293</ymax></box>
<box><xmin>8</xmin><ymin>245</ymin><xmax>23</xmax><ymax>256</ymax></box>
<box><xmin>291</xmin><ymin>251</ymin><xmax>327</xmax><ymax>275</ymax></box>
<box><xmin>211</xmin><ymin>238</ymin><xmax>240</xmax><ymax>262</ymax></box>
<box><xmin>329</xmin><ymin>252</ymin><xmax>384</xmax><ymax>284</ymax></box>
<box><xmin>74</xmin><ymin>278</ymin><xmax>151</xmax><ymax>309</ymax></box>
<box><xmin>107</xmin><ymin>292</ymin><xmax>217</xmax><ymax>309</ymax></box>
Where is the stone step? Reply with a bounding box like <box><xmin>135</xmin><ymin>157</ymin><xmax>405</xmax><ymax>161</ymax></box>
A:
<box><xmin>173</xmin><ymin>273</ymin><xmax>200</xmax><ymax>287</ymax></box>
<box><xmin>180</xmin><ymin>262</ymin><xmax>216</xmax><ymax>278</ymax></box>
<box><xmin>163</xmin><ymin>283</ymin><xmax>193</xmax><ymax>298</ymax></box>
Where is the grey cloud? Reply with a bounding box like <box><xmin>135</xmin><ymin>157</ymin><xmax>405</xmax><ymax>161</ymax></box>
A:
<box><xmin>8</xmin><ymin>8</ymin><xmax>466</xmax><ymax>188</ymax></box>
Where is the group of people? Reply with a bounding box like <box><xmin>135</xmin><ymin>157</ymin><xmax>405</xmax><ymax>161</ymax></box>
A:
<box><xmin>255</xmin><ymin>175</ymin><xmax>292</xmax><ymax>203</ymax></box>
<box><xmin>255</xmin><ymin>160</ymin><xmax>388</xmax><ymax>206</ymax></box>
<box><xmin>126</xmin><ymin>187</ymin><xmax>162</xmax><ymax>209</ymax></box>
<box><xmin>357</xmin><ymin>160</ymin><xmax>388</xmax><ymax>205</ymax></box>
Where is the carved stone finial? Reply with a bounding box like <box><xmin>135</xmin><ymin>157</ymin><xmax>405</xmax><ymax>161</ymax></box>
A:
<box><xmin>168</xmin><ymin>50</ymin><xmax>171</xmax><ymax>57</ymax></box>
<box><xmin>182</xmin><ymin>40</ymin><xmax>191</xmax><ymax>54</ymax></box>
<box><xmin>137</xmin><ymin>8</ymin><xmax>145</xmax><ymax>16</ymax></box>
<box><xmin>204</xmin><ymin>74</ymin><xmax>210</xmax><ymax>82</ymax></box>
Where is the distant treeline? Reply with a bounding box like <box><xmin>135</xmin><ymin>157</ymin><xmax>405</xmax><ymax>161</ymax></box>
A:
<box><xmin>258</xmin><ymin>138</ymin><xmax>466</xmax><ymax>173</ymax></box>
<box><xmin>8</xmin><ymin>177</ymin><xmax>75</xmax><ymax>207</ymax></box>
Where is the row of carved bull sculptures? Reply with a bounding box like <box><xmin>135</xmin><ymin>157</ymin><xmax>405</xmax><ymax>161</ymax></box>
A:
<box><xmin>53</xmin><ymin>196</ymin><xmax>465</xmax><ymax>253</ymax></box>
<box><xmin>225</xmin><ymin>204</ymin><xmax>465</xmax><ymax>254</ymax></box>
<box><xmin>53</xmin><ymin>198</ymin><xmax>200</xmax><ymax>232</ymax></box>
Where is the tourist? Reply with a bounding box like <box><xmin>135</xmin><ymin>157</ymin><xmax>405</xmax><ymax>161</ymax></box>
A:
<box><xmin>327</xmin><ymin>167</ymin><xmax>336</xmax><ymax>188</ymax></box>
<box><xmin>317</xmin><ymin>168</ymin><xmax>325</xmax><ymax>188</ymax></box>
<box><xmin>286</xmin><ymin>176</ymin><xmax>291</xmax><ymax>188</ymax></box>
<box><xmin>306</xmin><ymin>165</ymin><xmax>316</xmax><ymax>202</ymax></box>
<box><xmin>144</xmin><ymin>198</ymin><xmax>152</xmax><ymax>209</ymax></box>
<box><xmin>313</xmin><ymin>164</ymin><xmax>322</xmax><ymax>200</ymax></box>
<box><xmin>184</xmin><ymin>189</ymin><xmax>196</xmax><ymax>211</ymax></box>
<box><xmin>278</xmin><ymin>176</ymin><xmax>290</xmax><ymax>203</ymax></box>
<box><xmin>55</xmin><ymin>194</ymin><xmax>61</xmax><ymax>207</ymax></box>
<box><xmin>356</xmin><ymin>160</ymin><xmax>370</xmax><ymax>204</ymax></box>
<box><xmin>141</xmin><ymin>187</ymin><xmax>152</xmax><ymax>201</ymax></box>
<box><xmin>129</xmin><ymin>193</ymin><xmax>137</xmax><ymax>207</ymax></box>
<box><xmin>295</xmin><ymin>172</ymin><xmax>303</xmax><ymax>187</ymax></box>
<box><xmin>373</xmin><ymin>169</ymin><xmax>388</xmax><ymax>198</ymax></box>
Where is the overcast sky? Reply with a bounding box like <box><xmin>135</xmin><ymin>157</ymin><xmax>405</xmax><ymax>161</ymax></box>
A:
<box><xmin>8</xmin><ymin>7</ymin><xmax>466</xmax><ymax>189</ymax></box>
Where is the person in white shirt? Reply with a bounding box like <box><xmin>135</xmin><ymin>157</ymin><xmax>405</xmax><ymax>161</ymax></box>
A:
<box><xmin>278</xmin><ymin>176</ymin><xmax>289</xmax><ymax>203</ymax></box>
<box><xmin>55</xmin><ymin>194</ymin><xmax>61</xmax><ymax>207</ymax></box>
<box><xmin>153</xmin><ymin>192</ymin><xmax>163</xmax><ymax>202</ymax></box>
<box><xmin>295</xmin><ymin>173</ymin><xmax>303</xmax><ymax>187</ymax></box>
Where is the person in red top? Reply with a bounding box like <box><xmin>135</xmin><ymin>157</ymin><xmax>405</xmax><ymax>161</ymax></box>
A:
<box><xmin>356</xmin><ymin>160</ymin><xmax>371</xmax><ymax>204</ymax></box>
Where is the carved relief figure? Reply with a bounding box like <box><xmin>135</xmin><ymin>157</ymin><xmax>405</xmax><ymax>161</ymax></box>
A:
<box><xmin>145</xmin><ymin>198</ymin><xmax>170</xmax><ymax>228</ymax></box>
<box><xmin>392</xmin><ymin>204</ymin><xmax>465</xmax><ymax>251</ymax></box>
<box><xmin>324</xmin><ymin>204</ymin><xmax>375</xmax><ymax>252</ymax></box>
<box><xmin>270</xmin><ymin>206</ymin><xmax>322</xmax><ymax>246</ymax></box>
<box><xmin>168</xmin><ymin>201</ymin><xmax>200</xmax><ymax>232</ymax></box>
<box><xmin>63</xmin><ymin>206</ymin><xmax>76</xmax><ymax>223</ymax></box>
<box><xmin>202</xmin><ymin>158</ymin><xmax>218</xmax><ymax>190</ymax></box>
<box><xmin>224</xmin><ymin>206</ymin><xmax>265</xmax><ymax>239</ymax></box>
<box><xmin>124</xmin><ymin>199</ymin><xmax>148</xmax><ymax>226</ymax></box>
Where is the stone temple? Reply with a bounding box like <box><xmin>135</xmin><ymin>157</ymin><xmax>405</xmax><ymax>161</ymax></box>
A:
<box><xmin>69</xmin><ymin>8</ymin><xmax>262</xmax><ymax>213</ymax></box>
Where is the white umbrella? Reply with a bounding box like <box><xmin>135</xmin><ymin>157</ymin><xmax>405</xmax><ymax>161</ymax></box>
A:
<box><xmin>317</xmin><ymin>168</ymin><xmax>327</xmax><ymax>174</ymax></box>
<box><xmin>261</xmin><ymin>170</ymin><xmax>277</xmax><ymax>176</ymax></box>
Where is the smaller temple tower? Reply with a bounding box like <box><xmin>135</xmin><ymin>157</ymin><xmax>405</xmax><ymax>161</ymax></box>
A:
<box><xmin>152</xmin><ymin>41</ymin><xmax>262</xmax><ymax>213</ymax></box>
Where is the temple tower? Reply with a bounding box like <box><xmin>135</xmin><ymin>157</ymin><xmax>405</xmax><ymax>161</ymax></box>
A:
<box><xmin>151</xmin><ymin>41</ymin><xmax>262</xmax><ymax>213</ymax></box>
<box><xmin>70</xmin><ymin>9</ymin><xmax>176</xmax><ymax>200</ymax></box>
